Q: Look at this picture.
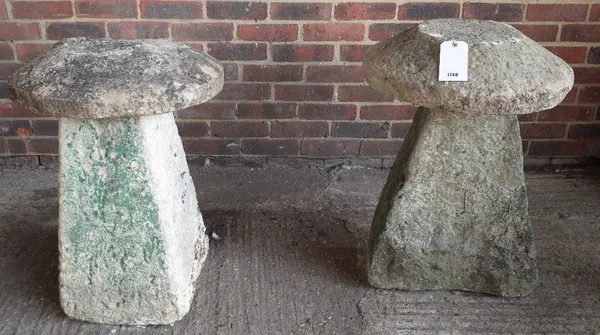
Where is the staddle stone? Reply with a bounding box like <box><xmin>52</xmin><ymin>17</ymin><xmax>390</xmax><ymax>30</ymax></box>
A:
<box><xmin>9</xmin><ymin>38</ymin><xmax>223</xmax><ymax>119</ymax></box>
<box><xmin>364</xmin><ymin>19</ymin><xmax>573</xmax><ymax>116</ymax></box>
<box><xmin>363</xmin><ymin>19</ymin><xmax>573</xmax><ymax>297</ymax></box>
<box><xmin>8</xmin><ymin>38</ymin><xmax>224</xmax><ymax>324</ymax></box>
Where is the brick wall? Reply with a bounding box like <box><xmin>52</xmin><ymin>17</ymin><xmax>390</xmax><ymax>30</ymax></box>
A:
<box><xmin>0</xmin><ymin>0</ymin><xmax>598</xmax><ymax>166</ymax></box>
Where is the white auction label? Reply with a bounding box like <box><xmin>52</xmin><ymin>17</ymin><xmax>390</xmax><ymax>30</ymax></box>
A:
<box><xmin>438</xmin><ymin>41</ymin><xmax>468</xmax><ymax>82</ymax></box>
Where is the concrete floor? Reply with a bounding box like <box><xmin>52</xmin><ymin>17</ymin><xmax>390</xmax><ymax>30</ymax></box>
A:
<box><xmin>0</xmin><ymin>164</ymin><xmax>599</xmax><ymax>334</ymax></box>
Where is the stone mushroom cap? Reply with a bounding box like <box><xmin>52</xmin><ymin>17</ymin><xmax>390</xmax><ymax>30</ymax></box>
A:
<box><xmin>363</xmin><ymin>19</ymin><xmax>574</xmax><ymax>115</ymax></box>
<box><xmin>8</xmin><ymin>38</ymin><xmax>224</xmax><ymax>119</ymax></box>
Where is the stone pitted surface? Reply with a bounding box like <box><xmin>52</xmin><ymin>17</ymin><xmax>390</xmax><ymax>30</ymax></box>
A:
<box><xmin>59</xmin><ymin>112</ymin><xmax>209</xmax><ymax>325</ymax></box>
<box><xmin>367</xmin><ymin>109</ymin><xmax>539</xmax><ymax>297</ymax></box>
<box><xmin>361</xmin><ymin>19</ymin><xmax>571</xmax><ymax>297</ymax></box>
<box><xmin>8</xmin><ymin>38</ymin><xmax>223</xmax><ymax>119</ymax></box>
<box><xmin>363</xmin><ymin>19</ymin><xmax>574</xmax><ymax>115</ymax></box>
<box><xmin>6</xmin><ymin>38</ymin><xmax>224</xmax><ymax>325</ymax></box>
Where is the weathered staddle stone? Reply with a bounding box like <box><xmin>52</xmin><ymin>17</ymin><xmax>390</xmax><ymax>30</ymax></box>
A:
<box><xmin>8</xmin><ymin>38</ymin><xmax>224</xmax><ymax>324</ymax></box>
<box><xmin>363</xmin><ymin>19</ymin><xmax>573</xmax><ymax>297</ymax></box>
<box><xmin>9</xmin><ymin>38</ymin><xmax>223</xmax><ymax>119</ymax></box>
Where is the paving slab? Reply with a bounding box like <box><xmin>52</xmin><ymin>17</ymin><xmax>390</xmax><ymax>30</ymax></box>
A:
<box><xmin>0</xmin><ymin>164</ymin><xmax>599</xmax><ymax>334</ymax></box>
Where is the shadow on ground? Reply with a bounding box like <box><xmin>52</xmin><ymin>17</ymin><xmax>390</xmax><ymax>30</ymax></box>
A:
<box><xmin>0</xmin><ymin>166</ymin><xmax>599</xmax><ymax>334</ymax></box>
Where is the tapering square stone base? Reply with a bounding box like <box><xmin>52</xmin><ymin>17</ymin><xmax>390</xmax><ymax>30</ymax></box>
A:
<box><xmin>367</xmin><ymin>109</ymin><xmax>539</xmax><ymax>297</ymax></box>
<box><xmin>58</xmin><ymin>113</ymin><xmax>208</xmax><ymax>325</ymax></box>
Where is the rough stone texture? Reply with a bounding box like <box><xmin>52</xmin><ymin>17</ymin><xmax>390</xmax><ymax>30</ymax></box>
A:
<box><xmin>363</xmin><ymin>19</ymin><xmax>574</xmax><ymax>115</ymax></box>
<box><xmin>362</xmin><ymin>18</ymin><xmax>575</xmax><ymax>297</ymax></box>
<box><xmin>5</xmin><ymin>37</ymin><xmax>224</xmax><ymax>325</ymax></box>
<box><xmin>1</xmin><ymin>165</ymin><xmax>600</xmax><ymax>334</ymax></box>
<box><xmin>367</xmin><ymin>109</ymin><xmax>539</xmax><ymax>297</ymax></box>
<box><xmin>8</xmin><ymin>38</ymin><xmax>223</xmax><ymax>119</ymax></box>
<box><xmin>59</xmin><ymin>112</ymin><xmax>208</xmax><ymax>325</ymax></box>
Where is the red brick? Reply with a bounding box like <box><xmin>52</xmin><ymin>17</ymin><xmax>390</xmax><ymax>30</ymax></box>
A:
<box><xmin>588</xmin><ymin>47</ymin><xmax>600</xmax><ymax>64</ymax></box>
<box><xmin>11</xmin><ymin>1</ymin><xmax>72</xmax><ymax>19</ymax></box>
<box><xmin>0</xmin><ymin>2</ymin><xmax>7</xmax><ymax>19</ymax></box>
<box><xmin>398</xmin><ymin>3</ymin><xmax>459</xmax><ymax>20</ymax></box>
<box><xmin>15</xmin><ymin>43</ymin><xmax>54</xmax><ymax>62</ymax></box>
<box><xmin>243</xmin><ymin>65</ymin><xmax>303</xmax><ymax>82</ymax></box>
<box><xmin>338</xmin><ymin>85</ymin><xmax>393</xmax><ymax>102</ymax></box>
<box><xmin>208</xmin><ymin>43</ymin><xmax>267</xmax><ymax>61</ymax></box>
<box><xmin>76</xmin><ymin>0</ymin><xmax>137</xmax><ymax>18</ymax></box>
<box><xmin>238</xmin><ymin>24</ymin><xmax>298</xmax><ymax>42</ymax></box>
<box><xmin>237</xmin><ymin>103</ymin><xmax>296</xmax><ymax>119</ymax></box>
<box><xmin>0</xmin><ymin>23</ymin><xmax>41</xmax><ymax>41</ymax></box>
<box><xmin>272</xmin><ymin>121</ymin><xmax>328</xmax><ymax>138</ymax></box>
<box><xmin>107</xmin><ymin>22</ymin><xmax>168</xmax><ymax>39</ymax></box>
<box><xmin>335</xmin><ymin>2</ymin><xmax>396</xmax><ymax>20</ymax></box>
<box><xmin>29</xmin><ymin>138</ymin><xmax>58</xmax><ymax>154</ymax></box>
<box><xmin>573</xmin><ymin>67</ymin><xmax>600</xmax><ymax>84</ymax></box>
<box><xmin>538</xmin><ymin>106</ymin><xmax>596</xmax><ymax>122</ymax></box>
<box><xmin>177</xmin><ymin>102</ymin><xmax>236</xmax><ymax>119</ymax></box>
<box><xmin>563</xmin><ymin>87</ymin><xmax>577</xmax><ymax>103</ymax></box>
<box><xmin>591</xmin><ymin>4</ymin><xmax>600</xmax><ymax>21</ymax></box>
<box><xmin>32</xmin><ymin>120</ymin><xmax>58</xmax><ymax>136</ymax></box>
<box><xmin>391</xmin><ymin>122</ymin><xmax>412</xmax><ymax>138</ymax></box>
<box><xmin>272</xmin><ymin>44</ymin><xmax>333</xmax><ymax>62</ymax></box>
<box><xmin>187</xmin><ymin>44</ymin><xmax>204</xmax><ymax>52</ymax></box>
<box><xmin>561</xmin><ymin>25</ymin><xmax>600</xmax><ymax>42</ymax></box>
<box><xmin>206</xmin><ymin>1</ymin><xmax>267</xmax><ymax>20</ymax></box>
<box><xmin>212</xmin><ymin>121</ymin><xmax>269</xmax><ymax>138</ymax></box>
<box><xmin>340</xmin><ymin>45</ymin><xmax>371</xmax><ymax>62</ymax></box>
<box><xmin>332</xmin><ymin>121</ymin><xmax>389</xmax><ymax>138</ymax></box>
<box><xmin>222</xmin><ymin>63</ymin><xmax>239</xmax><ymax>81</ymax></box>
<box><xmin>301</xmin><ymin>139</ymin><xmax>360</xmax><ymax>156</ymax></box>
<box><xmin>0</xmin><ymin>120</ymin><xmax>31</xmax><ymax>136</ymax></box>
<box><xmin>47</xmin><ymin>22</ymin><xmax>106</xmax><ymax>40</ymax></box>
<box><xmin>304</xmin><ymin>24</ymin><xmax>364</xmax><ymax>42</ymax></box>
<box><xmin>6</xmin><ymin>139</ymin><xmax>27</xmax><ymax>154</ymax></box>
<box><xmin>176</xmin><ymin>121</ymin><xmax>209</xmax><ymax>137</ymax></box>
<box><xmin>520</xmin><ymin>123</ymin><xmax>566</xmax><ymax>139</ymax></box>
<box><xmin>213</xmin><ymin>83</ymin><xmax>271</xmax><ymax>101</ymax></box>
<box><xmin>275</xmin><ymin>85</ymin><xmax>334</xmax><ymax>101</ymax></box>
<box><xmin>182</xmin><ymin>138</ymin><xmax>240</xmax><ymax>155</ymax></box>
<box><xmin>526</xmin><ymin>4</ymin><xmax>587</xmax><ymax>22</ymax></box>
<box><xmin>0</xmin><ymin>101</ymin><xmax>36</xmax><ymax>118</ymax></box>
<box><xmin>299</xmin><ymin>104</ymin><xmax>356</xmax><ymax>120</ymax></box>
<box><xmin>568</xmin><ymin>124</ymin><xmax>600</xmax><ymax>140</ymax></box>
<box><xmin>512</xmin><ymin>25</ymin><xmax>558</xmax><ymax>42</ymax></box>
<box><xmin>528</xmin><ymin>141</ymin><xmax>585</xmax><ymax>156</ymax></box>
<box><xmin>545</xmin><ymin>47</ymin><xmax>587</xmax><ymax>64</ymax></box>
<box><xmin>306</xmin><ymin>65</ymin><xmax>363</xmax><ymax>83</ymax></box>
<box><xmin>361</xmin><ymin>105</ymin><xmax>416</xmax><ymax>120</ymax></box>
<box><xmin>241</xmin><ymin>139</ymin><xmax>298</xmax><ymax>155</ymax></box>
<box><xmin>579</xmin><ymin>87</ymin><xmax>600</xmax><ymax>103</ymax></box>
<box><xmin>271</xmin><ymin>3</ymin><xmax>331</xmax><ymax>20</ymax></box>
<box><xmin>0</xmin><ymin>43</ymin><xmax>13</xmax><ymax>61</ymax></box>
<box><xmin>463</xmin><ymin>3</ymin><xmax>525</xmax><ymax>22</ymax></box>
<box><xmin>369</xmin><ymin>23</ymin><xmax>416</xmax><ymax>41</ymax></box>
<box><xmin>173</xmin><ymin>23</ymin><xmax>233</xmax><ymax>42</ymax></box>
<box><xmin>141</xmin><ymin>1</ymin><xmax>202</xmax><ymax>19</ymax></box>
<box><xmin>359</xmin><ymin>139</ymin><xmax>402</xmax><ymax>156</ymax></box>
<box><xmin>187</xmin><ymin>42</ymin><xmax>203</xmax><ymax>50</ymax></box>
<box><xmin>0</xmin><ymin>63</ymin><xmax>18</xmax><ymax>80</ymax></box>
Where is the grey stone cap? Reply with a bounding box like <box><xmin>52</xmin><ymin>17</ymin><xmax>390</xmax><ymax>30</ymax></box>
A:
<box><xmin>8</xmin><ymin>38</ymin><xmax>224</xmax><ymax>119</ymax></box>
<box><xmin>363</xmin><ymin>19</ymin><xmax>574</xmax><ymax>115</ymax></box>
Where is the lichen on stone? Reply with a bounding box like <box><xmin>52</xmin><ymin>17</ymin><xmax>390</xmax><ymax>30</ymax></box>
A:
<box><xmin>8</xmin><ymin>38</ymin><xmax>224</xmax><ymax>119</ymax></box>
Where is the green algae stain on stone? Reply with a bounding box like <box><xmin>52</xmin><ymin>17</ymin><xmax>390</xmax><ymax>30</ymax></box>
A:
<box><xmin>59</xmin><ymin>117</ymin><xmax>168</xmax><ymax>300</ymax></box>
